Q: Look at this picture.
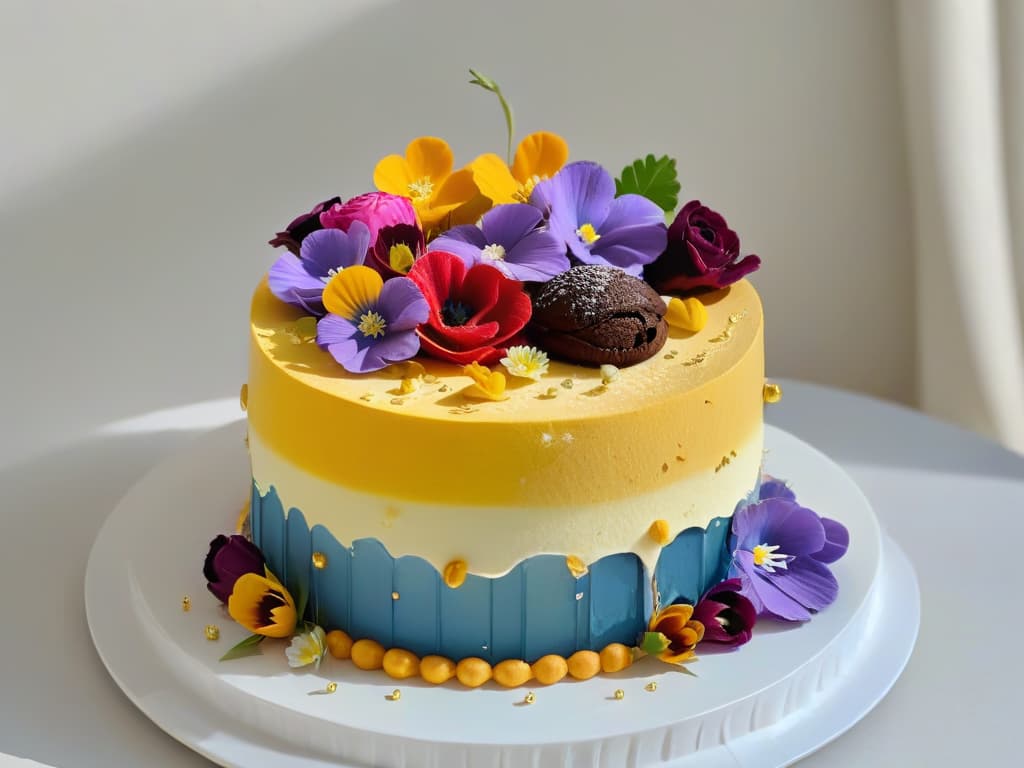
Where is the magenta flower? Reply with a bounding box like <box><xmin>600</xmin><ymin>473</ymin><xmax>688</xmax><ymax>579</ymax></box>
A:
<box><xmin>203</xmin><ymin>534</ymin><xmax>265</xmax><ymax>604</ymax></box>
<box><xmin>692</xmin><ymin>578</ymin><xmax>757</xmax><ymax>647</ymax></box>
<box><xmin>267</xmin><ymin>221</ymin><xmax>371</xmax><ymax>316</ymax></box>
<box><xmin>529</xmin><ymin>161</ymin><xmax>667</xmax><ymax>277</ymax></box>
<box><xmin>319</xmin><ymin>191</ymin><xmax>416</xmax><ymax>246</ymax></box>
<box><xmin>729</xmin><ymin>497</ymin><xmax>850</xmax><ymax>622</ymax></box>
<box><xmin>268</xmin><ymin>196</ymin><xmax>341</xmax><ymax>255</ymax></box>
<box><xmin>645</xmin><ymin>200</ymin><xmax>761</xmax><ymax>294</ymax></box>
<box><xmin>428</xmin><ymin>204</ymin><xmax>569</xmax><ymax>282</ymax></box>
<box><xmin>317</xmin><ymin>265</ymin><xmax>429</xmax><ymax>373</ymax></box>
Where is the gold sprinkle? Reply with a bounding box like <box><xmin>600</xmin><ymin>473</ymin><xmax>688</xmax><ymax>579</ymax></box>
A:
<box><xmin>444</xmin><ymin>559</ymin><xmax>468</xmax><ymax>589</ymax></box>
<box><xmin>730</xmin><ymin>450</ymin><xmax>737</xmax><ymax>458</ymax></box>
<box><xmin>359</xmin><ymin>392</ymin><xmax>374</xmax><ymax>402</ymax></box>
<box><xmin>704</xmin><ymin>399</ymin><xmax>713</xmax><ymax>405</ymax></box>
<box><xmin>239</xmin><ymin>383</ymin><xmax>248</xmax><ymax>411</ymax></box>
<box><xmin>614</xmin><ymin>688</ymin><xmax>625</xmax><ymax>700</ymax></box>
<box><xmin>423</xmin><ymin>373</ymin><xmax>438</xmax><ymax>384</ymax></box>
<box><xmin>204</xmin><ymin>624</ymin><xmax>220</xmax><ymax>641</ymax></box>
<box><xmin>715</xmin><ymin>455</ymin><xmax>733</xmax><ymax>472</ymax></box>
<box><xmin>390</xmin><ymin>397</ymin><xmax>404</xmax><ymax>406</ymax></box>
<box><xmin>648</xmin><ymin>519</ymin><xmax>671</xmax><ymax>546</ymax></box>
<box><xmin>661</xmin><ymin>462</ymin><xmax>669</xmax><ymax>473</ymax></box>
<box><xmin>645</xmin><ymin>681</ymin><xmax>658</xmax><ymax>692</ymax></box>
<box><xmin>566</xmin><ymin>555</ymin><xmax>588</xmax><ymax>578</ymax></box>
<box><xmin>399</xmin><ymin>377</ymin><xmax>420</xmax><ymax>395</ymax></box>
<box><xmin>663</xmin><ymin>354</ymin><xmax>674</xmax><ymax>360</ymax></box>
<box><xmin>560</xmin><ymin>378</ymin><xmax>574</xmax><ymax>389</ymax></box>
<box><xmin>392</xmin><ymin>591</ymin><xmax>400</xmax><ymax>600</ymax></box>
<box><xmin>438</xmin><ymin>384</ymin><xmax>450</xmax><ymax>393</ymax></box>
<box><xmin>388</xmin><ymin>689</ymin><xmax>402</xmax><ymax>701</ymax></box>
<box><xmin>311</xmin><ymin>552</ymin><xmax>328</xmax><ymax>569</ymax></box>
<box><xmin>544</xmin><ymin>387</ymin><xmax>559</xmax><ymax>398</ymax></box>
<box><xmin>325</xmin><ymin>681</ymin><xmax>338</xmax><ymax>694</ymax></box>
<box><xmin>182</xmin><ymin>596</ymin><xmax>191</xmax><ymax>612</ymax></box>
<box><xmin>763</xmin><ymin>382</ymin><xmax>783</xmax><ymax>404</ymax></box>
<box><xmin>676</xmin><ymin>455</ymin><xmax>686</xmax><ymax>462</ymax></box>
<box><xmin>524</xmin><ymin>691</ymin><xmax>536</xmax><ymax>705</ymax></box>
<box><xmin>729</xmin><ymin>313</ymin><xmax>742</xmax><ymax>324</ymax></box>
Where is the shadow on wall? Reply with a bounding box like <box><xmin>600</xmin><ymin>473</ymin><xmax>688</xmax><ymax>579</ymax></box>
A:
<box><xmin>0</xmin><ymin>0</ymin><xmax>914</xmax><ymax>465</ymax></box>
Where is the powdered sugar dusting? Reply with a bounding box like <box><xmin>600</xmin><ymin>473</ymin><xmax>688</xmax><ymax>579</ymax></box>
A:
<box><xmin>534</xmin><ymin>266</ymin><xmax>618</xmax><ymax>323</ymax></box>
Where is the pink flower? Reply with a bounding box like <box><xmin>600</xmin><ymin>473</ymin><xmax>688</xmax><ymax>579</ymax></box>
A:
<box><xmin>319</xmin><ymin>192</ymin><xmax>417</xmax><ymax>246</ymax></box>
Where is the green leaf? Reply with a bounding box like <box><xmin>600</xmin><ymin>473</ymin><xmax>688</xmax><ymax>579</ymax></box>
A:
<box><xmin>220</xmin><ymin>633</ymin><xmax>264</xmax><ymax>661</ymax></box>
<box><xmin>614</xmin><ymin>154</ymin><xmax>681</xmax><ymax>212</ymax></box>
<box><xmin>469</xmin><ymin>68</ymin><xmax>515</xmax><ymax>166</ymax></box>
<box><xmin>295</xmin><ymin>578</ymin><xmax>309</xmax><ymax>624</ymax></box>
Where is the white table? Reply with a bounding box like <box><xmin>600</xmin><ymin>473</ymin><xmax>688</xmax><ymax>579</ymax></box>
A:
<box><xmin>1</xmin><ymin>380</ymin><xmax>1021</xmax><ymax>767</ymax></box>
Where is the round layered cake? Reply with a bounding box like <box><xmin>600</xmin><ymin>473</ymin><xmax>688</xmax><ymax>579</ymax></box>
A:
<box><xmin>245</xmin><ymin>277</ymin><xmax>765</xmax><ymax>663</ymax></box>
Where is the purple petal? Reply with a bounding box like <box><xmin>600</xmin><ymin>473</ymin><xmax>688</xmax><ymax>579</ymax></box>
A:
<box><xmin>758</xmin><ymin>478</ymin><xmax>796</xmax><ymax>502</ymax></box>
<box><xmin>480</xmin><ymin>203</ymin><xmax>545</xmax><ymax>246</ymax></box>
<box><xmin>531</xmin><ymin>161</ymin><xmax>613</xmax><ymax>252</ymax></box>
<box><xmin>267</xmin><ymin>252</ymin><xmax>328</xmax><ymax>314</ymax></box>
<box><xmin>732</xmin><ymin>550</ymin><xmax>812</xmax><ymax>621</ymax></box>
<box><xmin>427</xmin><ymin>234</ymin><xmax>486</xmax><ymax>268</ymax></box>
<box><xmin>379</xmin><ymin>277</ymin><xmax>430</xmax><ymax>330</ymax></box>
<box><xmin>715</xmin><ymin>254</ymin><xmax>762</xmax><ymax>287</ymax></box>
<box><xmin>770</xmin><ymin>555</ymin><xmax>839</xmax><ymax>613</ymax></box>
<box><xmin>591</xmin><ymin>223</ymin><xmax>669</xmax><ymax>275</ymax></box>
<box><xmin>299</xmin><ymin>223</ymin><xmax>370</xmax><ymax>277</ymax></box>
<box><xmin>601</xmin><ymin>193</ymin><xmax>666</xmax><ymax>232</ymax></box>
<box><xmin>358</xmin><ymin>330</ymin><xmax>421</xmax><ymax>370</ymax></box>
<box><xmin>759</xmin><ymin>501</ymin><xmax>827</xmax><ymax>557</ymax></box>
<box><xmin>503</xmin><ymin>229</ymin><xmax>570</xmax><ymax>281</ymax></box>
<box><xmin>813</xmin><ymin>518</ymin><xmax>850</xmax><ymax>564</ymax></box>
<box><xmin>317</xmin><ymin>313</ymin><xmax>359</xmax><ymax>347</ymax></box>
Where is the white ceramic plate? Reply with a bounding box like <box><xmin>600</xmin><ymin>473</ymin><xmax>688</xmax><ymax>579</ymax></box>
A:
<box><xmin>85</xmin><ymin>422</ymin><xmax>918</xmax><ymax>767</ymax></box>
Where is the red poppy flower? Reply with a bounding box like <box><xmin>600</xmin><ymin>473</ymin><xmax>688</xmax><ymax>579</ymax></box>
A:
<box><xmin>408</xmin><ymin>250</ymin><xmax>532</xmax><ymax>365</ymax></box>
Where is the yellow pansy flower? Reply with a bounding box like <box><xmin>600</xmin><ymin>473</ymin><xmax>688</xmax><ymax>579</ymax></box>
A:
<box><xmin>374</xmin><ymin>137</ymin><xmax>488</xmax><ymax>237</ymax></box>
<box><xmin>227</xmin><ymin>568</ymin><xmax>297</xmax><ymax>639</ymax></box>
<box><xmin>470</xmin><ymin>131</ymin><xmax>569</xmax><ymax>205</ymax></box>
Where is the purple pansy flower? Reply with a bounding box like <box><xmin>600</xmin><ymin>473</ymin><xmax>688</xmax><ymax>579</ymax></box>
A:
<box><xmin>427</xmin><ymin>204</ymin><xmax>569</xmax><ymax>282</ymax></box>
<box><xmin>729</xmin><ymin>496</ymin><xmax>850</xmax><ymax>622</ymax></box>
<box><xmin>268</xmin><ymin>196</ymin><xmax>341</xmax><ymax>255</ymax></box>
<box><xmin>203</xmin><ymin>534</ymin><xmax>265</xmax><ymax>604</ymax></box>
<box><xmin>317</xmin><ymin>265</ymin><xmax>429</xmax><ymax>373</ymax></box>
<box><xmin>692</xmin><ymin>578</ymin><xmax>757</xmax><ymax>647</ymax></box>
<box><xmin>267</xmin><ymin>221</ymin><xmax>371</xmax><ymax>316</ymax></box>
<box><xmin>529</xmin><ymin>161</ymin><xmax>667</xmax><ymax>277</ymax></box>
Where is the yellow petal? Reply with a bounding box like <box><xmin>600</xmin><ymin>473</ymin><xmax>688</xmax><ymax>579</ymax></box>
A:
<box><xmin>469</xmin><ymin>153</ymin><xmax>520</xmax><ymax>205</ymax></box>
<box><xmin>405</xmin><ymin>136</ymin><xmax>454</xmax><ymax>183</ymax></box>
<box><xmin>512</xmin><ymin>131</ymin><xmax>569</xmax><ymax>184</ymax></box>
<box><xmin>373</xmin><ymin>154</ymin><xmax>414</xmax><ymax>196</ymax></box>
<box><xmin>323</xmin><ymin>265</ymin><xmax>384</xmax><ymax>320</ymax></box>
<box><xmin>418</xmin><ymin>168</ymin><xmax>481</xmax><ymax>233</ymax></box>
<box><xmin>447</xmin><ymin>193</ymin><xmax>493</xmax><ymax>229</ymax></box>
<box><xmin>227</xmin><ymin>572</ymin><xmax>296</xmax><ymax>637</ymax></box>
<box><xmin>463</xmin><ymin>362</ymin><xmax>508</xmax><ymax>401</ymax></box>
<box><xmin>665</xmin><ymin>297</ymin><xmax>708</xmax><ymax>333</ymax></box>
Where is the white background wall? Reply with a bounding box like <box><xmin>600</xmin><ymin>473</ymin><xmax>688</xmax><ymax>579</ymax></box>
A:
<box><xmin>0</xmin><ymin>0</ymin><xmax>913</xmax><ymax>466</ymax></box>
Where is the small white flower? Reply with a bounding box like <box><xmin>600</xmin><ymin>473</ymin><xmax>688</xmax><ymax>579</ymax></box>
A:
<box><xmin>285</xmin><ymin>625</ymin><xmax>327</xmax><ymax>669</ymax></box>
<box><xmin>500</xmin><ymin>345</ymin><xmax>550</xmax><ymax>381</ymax></box>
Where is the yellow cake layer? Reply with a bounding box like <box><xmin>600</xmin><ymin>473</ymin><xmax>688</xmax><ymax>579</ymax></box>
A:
<box><xmin>247</xmin><ymin>278</ymin><xmax>764</xmax><ymax>508</ymax></box>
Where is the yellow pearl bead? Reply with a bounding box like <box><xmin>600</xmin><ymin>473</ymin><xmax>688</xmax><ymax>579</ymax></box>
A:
<box><xmin>389</xmin><ymin>689</ymin><xmax>402</xmax><ymax>701</ymax></box>
<box><xmin>311</xmin><ymin>552</ymin><xmax>328</xmax><ymax>569</ymax></box>
<box><xmin>181</xmin><ymin>596</ymin><xmax>191</xmax><ymax>612</ymax></box>
<box><xmin>614</xmin><ymin>688</ymin><xmax>625</xmax><ymax>700</ymax></box>
<box><xmin>325</xmin><ymin>681</ymin><xmax>338</xmax><ymax>694</ymax></box>
<box><xmin>645</xmin><ymin>681</ymin><xmax>658</xmax><ymax>692</ymax></box>
<box><xmin>391</xmin><ymin>591</ymin><xmax>400</xmax><ymax>600</ymax></box>
<box><xmin>763</xmin><ymin>382</ymin><xmax>783</xmax><ymax>404</ymax></box>
<box><xmin>204</xmin><ymin>624</ymin><xmax>220</xmax><ymax>641</ymax></box>
<box><xmin>524</xmin><ymin>691</ymin><xmax>536</xmax><ymax>704</ymax></box>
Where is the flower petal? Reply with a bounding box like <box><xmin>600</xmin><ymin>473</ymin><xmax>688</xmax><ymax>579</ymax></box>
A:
<box><xmin>758</xmin><ymin>478</ymin><xmax>796</xmax><ymax>502</ymax></box>
<box><xmin>601</xmin><ymin>193</ymin><xmax>666</xmax><ymax>232</ymax></box>
<box><xmin>322</xmin><ymin>265</ymin><xmax>384</xmax><ymax>320</ymax></box>
<box><xmin>268</xmin><ymin>252</ymin><xmax>330</xmax><ymax>314</ymax></box>
<box><xmin>470</xmin><ymin>153</ymin><xmax>520</xmax><ymax>205</ymax></box>
<box><xmin>373</xmin><ymin>154</ymin><xmax>414</xmax><ymax>196</ymax></box>
<box><xmin>512</xmin><ymin>131</ymin><xmax>569</xmax><ymax>183</ymax></box>
<box><xmin>530</xmin><ymin>161</ymin><xmax>613</xmax><ymax>249</ymax></box>
<box><xmin>733</xmin><ymin>550</ymin><xmax>812</xmax><ymax>621</ymax></box>
<box><xmin>770</xmin><ymin>554</ymin><xmax>839</xmax><ymax>613</ymax></box>
<box><xmin>758</xmin><ymin>500</ymin><xmax>827</xmax><ymax>558</ymax></box>
<box><xmin>379</xmin><ymin>276</ymin><xmax>430</xmax><ymax>331</ymax></box>
<box><xmin>813</xmin><ymin>518</ymin><xmax>850</xmax><ymax>564</ymax></box>
<box><xmin>299</xmin><ymin>224</ymin><xmax>370</xmax><ymax>277</ymax></box>
<box><xmin>504</xmin><ymin>229</ymin><xmax>570</xmax><ymax>281</ymax></box>
<box><xmin>591</xmin><ymin>223</ymin><xmax>669</xmax><ymax>276</ymax></box>
<box><xmin>405</xmin><ymin>136</ymin><xmax>454</xmax><ymax>182</ymax></box>
<box><xmin>480</xmin><ymin>203</ymin><xmax>545</xmax><ymax>246</ymax></box>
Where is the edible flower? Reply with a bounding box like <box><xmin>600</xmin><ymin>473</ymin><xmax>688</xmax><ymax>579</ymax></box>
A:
<box><xmin>500</xmin><ymin>345</ymin><xmax>549</xmax><ymax>381</ymax></box>
<box><xmin>643</xmin><ymin>603</ymin><xmax>705</xmax><ymax>664</ymax></box>
<box><xmin>203</xmin><ymin>534</ymin><xmax>265</xmax><ymax>604</ymax></box>
<box><xmin>267</xmin><ymin>222</ymin><xmax>371</xmax><ymax>315</ymax></box>
<box><xmin>317</xmin><ymin>265</ymin><xmax>429</xmax><ymax>373</ymax></box>
<box><xmin>318</xmin><ymin>191</ymin><xmax>417</xmax><ymax>247</ymax></box>
<box><xmin>692</xmin><ymin>578</ymin><xmax>757</xmax><ymax>647</ymax></box>
<box><xmin>645</xmin><ymin>200</ymin><xmax>761</xmax><ymax>294</ymax></box>
<box><xmin>469</xmin><ymin>131</ymin><xmax>569</xmax><ymax>205</ymax></box>
<box><xmin>530</xmin><ymin>161</ymin><xmax>667</xmax><ymax>277</ymax></box>
<box><xmin>368</xmin><ymin>223</ymin><xmax>425</xmax><ymax>279</ymax></box>
<box><xmin>428</xmin><ymin>203</ymin><xmax>568</xmax><ymax>282</ymax></box>
<box><xmin>285</xmin><ymin>625</ymin><xmax>327</xmax><ymax>669</ymax></box>
<box><xmin>729</xmin><ymin>496</ymin><xmax>850</xmax><ymax>622</ymax></box>
<box><xmin>374</xmin><ymin>137</ymin><xmax>488</xmax><ymax>236</ymax></box>
<box><xmin>227</xmin><ymin>569</ymin><xmax>297</xmax><ymax>638</ymax></box>
<box><xmin>268</xmin><ymin>196</ymin><xmax>341</xmax><ymax>255</ymax></box>
<box><xmin>407</xmin><ymin>250</ymin><xmax>532</xmax><ymax>365</ymax></box>
<box><xmin>463</xmin><ymin>361</ymin><xmax>508</xmax><ymax>400</ymax></box>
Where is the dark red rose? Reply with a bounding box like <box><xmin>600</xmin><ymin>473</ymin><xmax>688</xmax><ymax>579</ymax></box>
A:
<box><xmin>203</xmin><ymin>534</ymin><xmax>266</xmax><ymax>604</ymax></box>
<box><xmin>645</xmin><ymin>200</ymin><xmax>761</xmax><ymax>294</ymax></box>
<box><xmin>692</xmin><ymin>578</ymin><xmax>757</xmax><ymax>647</ymax></box>
<box><xmin>407</xmin><ymin>250</ymin><xmax>532</xmax><ymax>365</ymax></box>
<box><xmin>268</xmin><ymin>196</ymin><xmax>342</xmax><ymax>255</ymax></box>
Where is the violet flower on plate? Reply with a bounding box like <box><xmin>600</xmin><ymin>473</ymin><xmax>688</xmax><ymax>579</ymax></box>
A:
<box><xmin>267</xmin><ymin>222</ymin><xmax>371</xmax><ymax>315</ymax></box>
<box><xmin>428</xmin><ymin>203</ymin><xmax>568</xmax><ymax>282</ymax></box>
<box><xmin>729</xmin><ymin>496</ymin><xmax>850</xmax><ymax>622</ymax></box>
<box><xmin>316</xmin><ymin>265</ymin><xmax>429</xmax><ymax>373</ymax></box>
<box><xmin>529</xmin><ymin>161</ymin><xmax>667</xmax><ymax>277</ymax></box>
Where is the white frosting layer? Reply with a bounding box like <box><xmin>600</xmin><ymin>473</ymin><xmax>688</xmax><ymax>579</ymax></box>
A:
<box><xmin>248</xmin><ymin>425</ymin><xmax>763</xmax><ymax>577</ymax></box>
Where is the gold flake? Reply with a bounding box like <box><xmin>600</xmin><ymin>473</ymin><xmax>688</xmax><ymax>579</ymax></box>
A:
<box><xmin>613</xmin><ymin>689</ymin><xmax>625</xmax><ymax>700</ymax></box>
<box><xmin>524</xmin><ymin>691</ymin><xmax>536</xmax><ymax>705</ymax></box>
<box><xmin>645</xmin><ymin>681</ymin><xmax>658</xmax><ymax>692</ymax></box>
<box><xmin>763</xmin><ymin>382</ymin><xmax>783</xmax><ymax>404</ymax></box>
<box><xmin>391</xmin><ymin>591</ymin><xmax>400</xmax><ymax>600</ymax></box>
<box><xmin>423</xmin><ymin>373</ymin><xmax>438</xmax><ymax>384</ymax></box>
<box><xmin>400</xmin><ymin>377</ymin><xmax>420</xmax><ymax>395</ymax></box>
<box><xmin>388</xmin><ymin>689</ymin><xmax>402</xmax><ymax>701</ymax></box>
<box><xmin>312</xmin><ymin>552</ymin><xmax>328</xmax><ymax>570</ymax></box>
<box><xmin>205</xmin><ymin>624</ymin><xmax>220</xmax><ymax>641</ymax></box>
<box><xmin>325</xmin><ymin>681</ymin><xmax>338</xmax><ymax>694</ymax></box>
<box><xmin>560</xmin><ymin>378</ymin><xmax>574</xmax><ymax>389</ymax></box>
<box><xmin>661</xmin><ymin>462</ymin><xmax>669</xmax><ymax>473</ymax></box>
<box><xmin>359</xmin><ymin>393</ymin><xmax>374</xmax><ymax>402</ymax></box>
<box><xmin>438</xmin><ymin>384</ymin><xmax>450</xmax><ymax>393</ymax></box>
<box><xmin>182</xmin><ymin>596</ymin><xmax>191</xmax><ymax>612</ymax></box>
<box><xmin>390</xmin><ymin>397</ymin><xmax>404</xmax><ymax>406</ymax></box>
<box><xmin>566</xmin><ymin>555</ymin><xmax>588</xmax><ymax>578</ymax></box>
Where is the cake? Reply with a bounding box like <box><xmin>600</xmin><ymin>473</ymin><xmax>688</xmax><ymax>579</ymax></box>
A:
<box><xmin>202</xmin><ymin>71</ymin><xmax>848</xmax><ymax>687</ymax></box>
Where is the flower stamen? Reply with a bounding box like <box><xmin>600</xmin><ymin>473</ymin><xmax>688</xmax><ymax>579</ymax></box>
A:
<box><xmin>481</xmin><ymin>243</ymin><xmax>506</xmax><ymax>261</ymax></box>
<box><xmin>357</xmin><ymin>310</ymin><xmax>387</xmax><ymax>339</ymax></box>
<box><xmin>751</xmin><ymin>543</ymin><xmax>789</xmax><ymax>573</ymax></box>
<box><xmin>407</xmin><ymin>176</ymin><xmax>434</xmax><ymax>201</ymax></box>
<box><xmin>576</xmin><ymin>223</ymin><xmax>601</xmax><ymax>245</ymax></box>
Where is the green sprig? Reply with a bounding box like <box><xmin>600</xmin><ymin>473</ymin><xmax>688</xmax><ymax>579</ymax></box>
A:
<box><xmin>220</xmin><ymin>633</ymin><xmax>264</xmax><ymax>661</ymax></box>
<box><xmin>469</xmin><ymin>69</ymin><xmax>515</xmax><ymax>165</ymax></box>
<box><xmin>615</xmin><ymin>154</ymin><xmax>681</xmax><ymax>212</ymax></box>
